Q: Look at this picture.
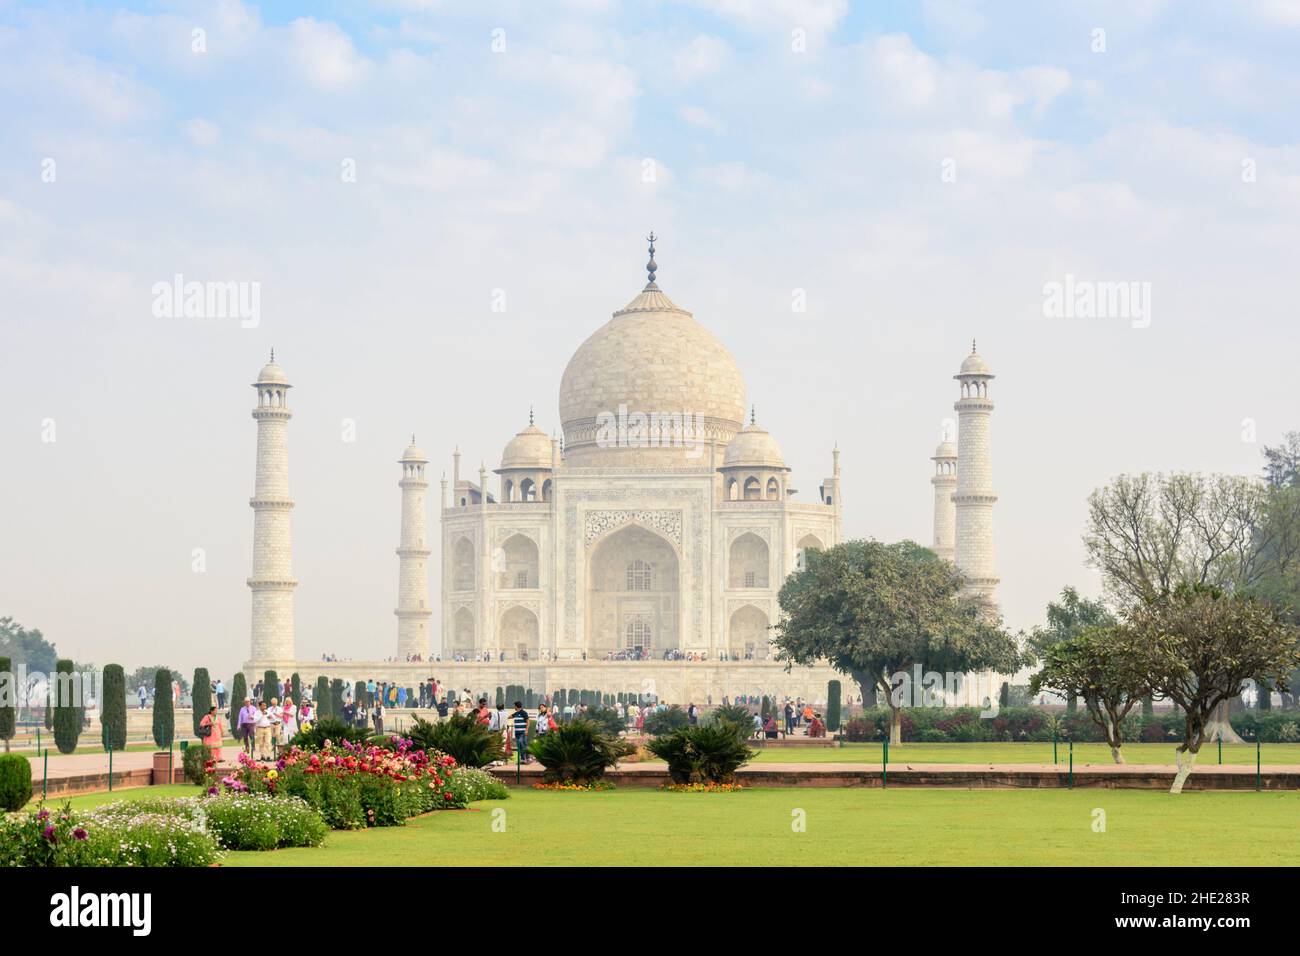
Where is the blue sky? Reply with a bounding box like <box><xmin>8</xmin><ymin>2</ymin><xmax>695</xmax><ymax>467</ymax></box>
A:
<box><xmin>2</xmin><ymin>0</ymin><xmax>1299</xmax><ymax>675</ymax></box>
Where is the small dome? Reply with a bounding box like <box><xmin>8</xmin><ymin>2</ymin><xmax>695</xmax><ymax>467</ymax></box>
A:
<box><xmin>723</xmin><ymin>423</ymin><xmax>787</xmax><ymax>470</ymax></box>
<box><xmin>401</xmin><ymin>437</ymin><xmax>428</xmax><ymax>462</ymax></box>
<box><xmin>256</xmin><ymin>358</ymin><xmax>288</xmax><ymax>385</ymax></box>
<box><xmin>933</xmin><ymin>440</ymin><xmax>957</xmax><ymax>459</ymax></box>
<box><xmin>501</xmin><ymin>424</ymin><xmax>553</xmax><ymax>470</ymax></box>
<box><xmin>958</xmin><ymin>347</ymin><xmax>992</xmax><ymax>376</ymax></box>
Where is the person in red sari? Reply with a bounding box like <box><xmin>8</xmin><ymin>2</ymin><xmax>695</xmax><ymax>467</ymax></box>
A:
<box><xmin>200</xmin><ymin>705</ymin><xmax>225</xmax><ymax>763</ymax></box>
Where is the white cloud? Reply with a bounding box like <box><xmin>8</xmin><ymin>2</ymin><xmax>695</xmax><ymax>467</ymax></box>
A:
<box><xmin>183</xmin><ymin>118</ymin><xmax>221</xmax><ymax>147</ymax></box>
<box><xmin>696</xmin><ymin>161</ymin><xmax>769</xmax><ymax>191</ymax></box>
<box><xmin>688</xmin><ymin>0</ymin><xmax>849</xmax><ymax>47</ymax></box>
<box><xmin>673</xmin><ymin>34</ymin><xmax>731</xmax><ymax>83</ymax></box>
<box><xmin>680</xmin><ymin>105</ymin><xmax>724</xmax><ymax>132</ymax></box>
<box><xmin>288</xmin><ymin>18</ymin><xmax>370</xmax><ymax>89</ymax></box>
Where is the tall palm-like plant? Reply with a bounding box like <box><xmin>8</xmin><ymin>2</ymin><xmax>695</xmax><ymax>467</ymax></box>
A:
<box><xmin>647</xmin><ymin>724</ymin><xmax>755</xmax><ymax>785</ymax></box>
<box><xmin>529</xmin><ymin>719</ymin><xmax>634</xmax><ymax>785</ymax></box>
<box><xmin>405</xmin><ymin>714</ymin><xmax>503</xmax><ymax>768</ymax></box>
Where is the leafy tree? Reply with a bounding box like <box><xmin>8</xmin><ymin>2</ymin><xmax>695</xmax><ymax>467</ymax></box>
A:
<box><xmin>228</xmin><ymin>672</ymin><xmax>248</xmax><ymax>729</ymax></box>
<box><xmin>1085</xmin><ymin>472</ymin><xmax>1300</xmax><ymax>733</ymax></box>
<box><xmin>128</xmin><ymin>666</ymin><xmax>186</xmax><ymax>703</ymax></box>
<box><xmin>52</xmin><ymin>659</ymin><xmax>81</xmax><ymax>754</ymax></box>
<box><xmin>1128</xmin><ymin>585</ymin><xmax>1300</xmax><ymax>793</ymax></box>
<box><xmin>290</xmin><ymin>673</ymin><xmax>302</xmax><ymax>707</ymax></box>
<box><xmin>100</xmin><ymin>664</ymin><xmax>127</xmax><ymax>752</ymax></box>
<box><xmin>0</xmin><ymin>617</ymin><xmax>57</xmax><ymax>675</ymax></box>
<box><xmin>1025</xmin><ymin>587</ymin><xmax>1116</xmax><ymax>711</ymax></box>
<box><xmin>774</xmin><ymin>539</ymin><xmax>1025</xmax><ymax>744</ymax></box>
<box><xmin>1029</xmin><ymin>625</ymin><xmax>1151</xmax><ymax>763</ymax></box>
<box><xmin>191</xmin><ymin>668</ymin><xmax>212</xmax><ymax>737</ymax></box>
<box><xmin>1262</xmin><ymin>431</ymin><xmax>1300</xmax><ymax>489</ymax></box>
<box><xmin>0</xmin><ymin>656</ymin><xmax>13</xmax><ymax>752</ymax></box>
<box><xmin>152</xmin><ymin>668</ymin><xmax>174</xmax><ymax>749</ymax></box>
<box><xmin>643</xmin><ymin>705</ymin><xmax>688</xmax><ymax>736</ymax></box>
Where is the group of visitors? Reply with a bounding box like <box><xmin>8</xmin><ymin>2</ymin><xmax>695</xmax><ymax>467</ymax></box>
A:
<box><xmin>223</xmin><ymin>695</ymin><xmax>312</xmax><ymax>762</ymax></box>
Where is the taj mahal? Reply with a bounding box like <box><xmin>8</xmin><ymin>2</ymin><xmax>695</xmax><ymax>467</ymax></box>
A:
<box><xmin>242</xmin><ymin>237</ymin><xmax>1000</xmax><ymax>705</ymax></box>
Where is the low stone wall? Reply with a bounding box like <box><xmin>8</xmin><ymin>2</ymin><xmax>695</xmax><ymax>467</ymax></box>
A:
<box><xmin>29</xmin><ymin>767</ymin><xmax>187</xmax><ymax>801</ymax></box>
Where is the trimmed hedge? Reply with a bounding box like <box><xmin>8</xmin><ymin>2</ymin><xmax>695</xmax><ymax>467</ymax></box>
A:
<box><xmin>53</xmin><ymin>659</ymin><xmax>81</xmax><ymax>754</ymax></box>
<box><xmin>826</xmin><ymin>680</ymin><xmax>842</xmax><ymax>733</ymax></box>
<box><xmin>101</xmin><ymin>664</ymin><xmax>127</xmax><ymax>752</ymax></box>
<box><xmin>0</xmin><ymin>753</ymin><xmax>31</xmax><ymax>810</ymax></box>
<box><xmin>153</xmin><ymin>668</ymin><xmax>174</xmax><ymax>749</ymax></box>
<box><xmin>263</xmin><ymin>670</ymin><xmax>279</xmax><ymax>705</ymax></box>
<box><xmin>836</xmin><ymin>706</ymin><xmax>1300</xmax><ymax>744</ymax></box>
<box><xmin>0</xmin><ymin>656</ymin><xmax>14</xmax><ymax>751</ymax></box>
<box><xmin>183</xmin><ymin>742</ymin><xmax>212</xmax><ymax>784</ymax></box>
<box><xmin>192</xmin><ymin>668</ymin><xmax>212</xmax><ymax>737</ymax></box>
<box><xmin>229</xmin><ymin>672</ymin><xmax>248</xmax><ymax>729</ymax></box>
<box><xmin>314</xmin><ymin>676</ymin><xmax>331</xmax><ymax>719</ymax></box>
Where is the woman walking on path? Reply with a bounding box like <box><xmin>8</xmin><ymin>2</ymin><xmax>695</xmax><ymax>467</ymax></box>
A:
<box><xmin>281</xmin><ymin>697</ymin><xmax>298</xmax><ymax>742</ymax></box>
<box><xmin>199</xmin><ymin>705</ymin><xmax>225</xmax><ymax>763</ymax></box>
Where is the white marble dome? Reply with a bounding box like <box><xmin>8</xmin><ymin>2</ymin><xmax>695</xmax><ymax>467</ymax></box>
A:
<box><xmin>933</xmin><ymin>440</ymin><xmax>957</xmax><ymax>459</ymax></box>
<box><xmin>959</xmin><ymin>349</ymin><xmax>992</xmax><ymax>376</ymax></box>
<box><xmin>723</xmin><ymin>423</ymin><xmax>787</xmax><ymax>470</ymax></box>
<box><xmin>501</xmin><ymin>424</ymin><xmax>553</xmax><ymax>470</ymax></box>
<box><xmin>559</xmin><ymin>283</ymin><xmax>747</xmax><ymax>464</ymax></box>
<box><xmin>256</xmin><ymin>358</ymin><xmax>288</xmax><ymax>385</ymax></box>
<box><xmin>401</xmin><ymin>437</ymin><xmax>428</xmax><ymax>462</ymax></box>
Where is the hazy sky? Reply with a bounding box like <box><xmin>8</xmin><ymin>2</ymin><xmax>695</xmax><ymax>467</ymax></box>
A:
<box><xmin>2</xmin><ymin>0</ymin><xmax>1298</xmax><ymax>679</ymax></box>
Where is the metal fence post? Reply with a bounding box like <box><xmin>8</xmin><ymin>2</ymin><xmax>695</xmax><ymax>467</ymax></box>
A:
<box><xmin>1052</xmin><ymin>730</ymin><xmax>1058</xmax><ymax>766</ymax></box>
<box><xmin>1256</xmin><ymin>739</ymin><xmax>1261</xmax><ymax>792</ymax></box>
<box><xmin>42</xmin><ymin>749</ymin><xmax>48</xmax><ymax>801</ymax></box>
<box><xmin>882</xmin><ymin>736</ymin><xmax>888</xmax><ymax>789</ymax></box>
<box><xmin>1068</xmin><ymin>739</ymin><xmax>1073</xmax><ymax>790</ymax></box>
<box><xmin>108</xmin><ymin>746</ymin><xmax>113</xmax><ymax>792</ymax></box>
<box><xmin>515</xmin><ymin>738</ymin><xmax>522</xmax><ymax>785</ymax></box>
<box><xmin>1218</xmin><ymin>736</ymin><xmax>1222</xmax><ymax>766</ymax></box>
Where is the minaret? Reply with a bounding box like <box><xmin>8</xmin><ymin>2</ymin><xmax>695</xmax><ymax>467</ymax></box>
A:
<box><xmin>248</xmin><ymin>351</ymin><xmax>296</xmax><ymax>663</ymax></box>
<box><xmin>395</xmin><ymin>436</ymin><xmax>432</xmax><ymax>659</ymax></box>
<box><xmin>953</xmin><ymin>341</ymin><xmax>998</xmax><ymax>607</ymax></box>
<box><xmin>930</xmin><ymin>427</ymin><xmax>958</xmax><ymax>564</ymax></box>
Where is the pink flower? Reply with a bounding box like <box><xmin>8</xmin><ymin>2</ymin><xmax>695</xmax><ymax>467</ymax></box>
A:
<box><xmin>72</xmin><ymin>827</ymin><xmax>88</xmax><ymax>841</ymax></box>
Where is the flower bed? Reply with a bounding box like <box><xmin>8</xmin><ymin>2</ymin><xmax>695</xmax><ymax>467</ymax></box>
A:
<box><xmin>210</xmin><ymin>737</ymin><xmax>474</xmax><ymax>829</ymax></box>
<box><xmin>0</xmin><ymin>803</ymin><xmax>221</xmax><ymax>867</ymax></box>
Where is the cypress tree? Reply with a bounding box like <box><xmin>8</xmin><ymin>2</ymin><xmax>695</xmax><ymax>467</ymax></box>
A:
<box><xmin>314</xmin><ymin>676</ymin><xmax>331</xmax><ymax>718</ymax></box>
<box><xmin>998</xmin><ymin>681</ymin><xmax>1010</xmax><ymax>708</ymax></box>
<box><xmin>191</xmin><ymin>668</ymin><xmax>212</xmax><ymax>737</ymax></box>
<box><xmin>330</xmin><ymin>679</ymin><xmax>345</xmax><ymax>715</ymax></box>
<box><xmin>152</xmin><ymin>668</ymin><xmax>174</xmax><ymax>749</ymax></box>
<box><xmin>1141</xmin><ymin>694</ymin><xmax>1154</xmax><ymax>717</ymax></box>
<box><xmin>826</xmin><ymin>680</ymin><xmax>842</xmax><ymax>732</ymax></box>
<box><xmin>354</xmin><ymin>680</ymin><xmax>366</xmax><ymax>707</ymax></box>
<box><xmin>291</xmin><ymin>673</ymin><xmax>302</xmax><ymax>707</ymax></box>
<box><xmin>52</xmin><ymin>659</ymin><xmax>82</xmax><ymax>754</ymax></box>
<box><xmin>1258</xmin><ymin>681</ymin><xmax>1272</xmax><ymax>710</ymax></box>
<box><xmin>229</xmin><ymin>672</ymin><xmax>248</xmax><ymax>729</ymax></box>
<box><xmin>496</xmin><ymin>686</ymin><xmax>505</xmax><ymax>707</ymax></box>
<box><xmin>262</xmin><ymin>670</ymin><xmax>279</xmax><ymax>705</ymax></box>
<box><xmin>100</xmin><ymin>664</ymin><xmax>127</xmax><ymax>752</ymax></box>
<box><xmin>0</xmin><ymin>656</ymin><xmax>14</xmax><ymax>752</ymax></box>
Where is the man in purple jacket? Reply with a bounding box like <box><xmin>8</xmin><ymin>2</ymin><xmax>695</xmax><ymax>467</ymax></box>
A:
<box><xmin>236</xmin><ymin>697</ymin><xmax>257</xmax><ymax>755</ymax></box>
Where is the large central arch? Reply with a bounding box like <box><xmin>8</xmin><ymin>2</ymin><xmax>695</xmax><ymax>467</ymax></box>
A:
<box><xmin>586</xmin><ymin>523</ymin><xmax>680</xmax><ymax>657</ymax></box>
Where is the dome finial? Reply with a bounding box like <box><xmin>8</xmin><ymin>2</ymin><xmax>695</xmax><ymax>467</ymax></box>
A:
<box><xmin>270</xmin><ymin>347</ymin><xmax>275</xmax><ymax>362</ymax></box>
<box><xmin>529</xmin><ymin>405</ymin><xmax>534</xmax><ymax>427</ymax></box>
<box><xmin>645</xmin><ymin>231</ymin><xmax>658</xmax><ymax>289</ymax></box>
<box><xmin>750</xmin><ymin>404</ymin><xmax>756</xmax><ymax>426</ymax></box>
<box><xmin>971</xmin><ymin>338</ymin><xmax>977</xmax><ymax>354</ymax></box>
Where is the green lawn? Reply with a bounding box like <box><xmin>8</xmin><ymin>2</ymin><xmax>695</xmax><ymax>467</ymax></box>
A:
<box><xmin>50</xmin><ymin>784</ymin><xmax>1300</xmax><ymax>865</ymax></box>
<box><xmin>746</xmin><ymin>741</ymin><xmax>1300</xmax><ymax>766</ymax></box>
<box><xmin>223</xmin><ymin>788</ymin><xmax>1300</xmax><ymax>866</ymax></box>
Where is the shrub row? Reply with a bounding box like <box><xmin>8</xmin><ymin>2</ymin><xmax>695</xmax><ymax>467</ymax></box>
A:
<box><xmin>838</xmin><ymin>707</ymin><xmax>1300</xmax><ymax>743</ymax></box>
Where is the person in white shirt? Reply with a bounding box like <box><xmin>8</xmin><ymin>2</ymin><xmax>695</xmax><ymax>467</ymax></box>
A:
<box><xmin>281</xmin><ymin>698</ymin><xmax>298</xmax><ymax>742</ymax></box>
<box><xmin>253</xmin><ymin>701</ymin><xmax>274</xmax><ymax>760</ymax></box>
